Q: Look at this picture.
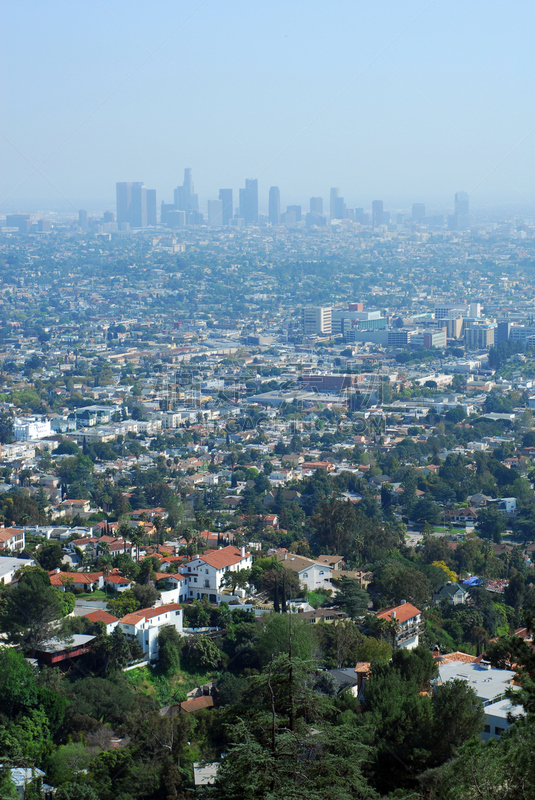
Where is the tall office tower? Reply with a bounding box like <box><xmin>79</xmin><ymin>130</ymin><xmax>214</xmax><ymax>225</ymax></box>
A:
<box><xmin>333</xmin><ymin>196</ymin><xmax>346</xmax><ymax>220</ymax></box>
<box><xmin>78</xmin><ymin>209</ymin><xmax>88</xmax><ymax>230</ymax></box>
<box><xmin>208</xmin><ymin>199</ymin><xmax>223</xmax><ymax>226</ymax></box>
<box><xmin>302</xmin><ymin>306</ymin><xmax>332</xmax><ymax>336</ymax></box>
<box><xmin>219</xmin><ymin>189</ymin><xmax>233</xmax><ymax>225</ymax></box>
<box><xmin>412</xmin><ymin>203</ymin><xmax>425</xmax><ymax>222</ymax></box>
<box><xmin>269</xmin><ymin>186</ymin><xmax>281</xmax><ymax>225</ymax></box>
<box><xmin>239</xmin><ymin>178</ymin><xmax>258</xmax><ymax>224</ymax></box>
<box><xmin>116</xmin><ymin>182</ymin><xmax>132</xmax><ymax>226</ymax></box>
<box><xmin>103</xmin><ymin>211</ymin><xmax>114</xmax><ymax>223</ymax></box>
<box><xmin>310</xmin><ymin>197</ymin><xmax>323</xmax><ymax>215</ymax></box>
<box><xmin>146</xmin><ymin>189</ymin><xmax>157</xmax><ymax>226</ymax></box>
<box><xmin>174</xmin><ymin>168</ymin><xmax>199</xmax><ymax>215</ymax></box>
<box><xmin>454</xmin><ymin>191</ymin><xmax>470</xmax><ymax>230</ymax></box>
<box><xmin>330</xmin><ymin>188</ymin><xmax>340</xmax><ymax>219</ymax></box>
<box><xmin>160</xmin><ymin>202</ymin><xmax>175</xmax><ymax>226</ymax></box>
<box><xmin>372</xmin><ymin>200</ymin><xmax>384</xmax><ymax>227</ymax></box>
<box><xmin>130</xmin><ymin>182</ymin><xmax>147</xmax><ymax>227</ymax></box>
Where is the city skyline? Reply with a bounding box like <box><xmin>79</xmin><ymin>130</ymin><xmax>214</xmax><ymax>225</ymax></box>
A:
<box><xmin>2</xmin><ymin>1</ymin><xmax>535</xmax><ymax>211</ymax></box>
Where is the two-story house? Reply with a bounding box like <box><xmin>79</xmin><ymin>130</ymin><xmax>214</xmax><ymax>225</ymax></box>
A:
<box><xmin>184</xmin><ymin>546</ymin><xmax>252</xmax><ymax>603</ymax></box>
<box><xmin>0</xmin><ymin>528</ymin><xmax>25</xmax><ymax>553</ymax></box>
<box><xmin>119</xmin><ymin>603</ymin><xmax>183</xmax><ymax>661</ymax></box>
<box><xmin>276</xmin><ymin>552</ymin><xmax>333</xmax><ymax>593</ymax></box>
<box><xmin>376</xmin><ymin>601</ymin><xmax>422</xmax><ymax>649</ymax></box>
<box><xmin>433</xmin><ymin>581</ymin><xmax>469</xmax><ymax>606</ymax></box>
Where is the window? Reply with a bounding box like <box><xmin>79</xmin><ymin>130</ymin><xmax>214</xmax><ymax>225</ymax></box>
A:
<box><xmin>495</xmin><ymin>727</ymin><xmax>505</xmax><ymax>736</ymax></box>
<box><xmin>205</xmin><ymin>569</ymin><xmax>209</xmax><ymax>574</ymax></box>
<box><xmin>303</xmin><ymin>573</ymin><xmax>308</xmax><ymax>578</ymax></box>
<box><xmin>194</xmin><ymin>576</ymin><xmax>197</xmax><ymax>583</ymax></box>
<box><xmin>483</xmin><ymin>725</ymin><xmax>490</xmax><ymax>733</ymax></box>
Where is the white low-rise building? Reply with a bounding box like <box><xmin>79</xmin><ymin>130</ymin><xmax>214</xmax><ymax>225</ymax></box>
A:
<box><xmin>435</xmin><ymin>659</ymin><xmax>522</xmax><ymax>740</ymax></box>
<box><xmin>0</xmin><ymin>556</ymin><xmax>36</xmax><ymax>584</ymax></box>
<box><xmin>376</xmin><ymin>602</ymin><xmax>422</xmax><ymax>649</ymax></box>
<box><xmin>184</xmin><ymin>545</ymin><xmax>253</xmax><ymax>603</ymax></box>
<box><xmin>119</xmin><ymin>603</ymin><xmax>183</xmax><ymax>661</ymax></box>
<box><xmin>14</xmin><ymin>416</ymin><xmax>52</xmax><ymax>441</ymax></box>
<box><xmin>276</xmin><ymin>552</ymin><xmax>334</xmax><ymax>593</ymax></box>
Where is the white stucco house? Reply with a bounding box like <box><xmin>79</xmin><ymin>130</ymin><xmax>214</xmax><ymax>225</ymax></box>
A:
<box><xmin>276</xmin><ymin>552</ymin><xmax>334</xmax><ymax>593</ymax></box>
<box><xmin>183</xmin><ymin>545</ymin><xmax>253</xmax><ymax>603</ymax></box>
<box><xmin>376</xmin><ymin>602</ymin><xmax>422</xmax><ymax>649</ymax></box>
<box><xmin>435</xmin><ymin>658</ymin><xmax>522</xmax><ymax>740</ymax></box>
<box><xmin>119</xmin><ymin>602</ymin><xmax>183</xmax><ymax>661</ymax></box>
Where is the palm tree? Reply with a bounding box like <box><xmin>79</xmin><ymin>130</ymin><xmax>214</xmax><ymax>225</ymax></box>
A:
<box><xmin>153</xmin><ymin>515</ymin><xmax>164</xmax><ymax>553</ymax></box>
<box><xmin>130</xmin><ymin>529</ymin><xmax>143</xmax><ymax>563</ymax></box>
<box><xmin>377</xmin><ymin>615</ymin><xmax>401</xmax><ymax>649</ymax></box>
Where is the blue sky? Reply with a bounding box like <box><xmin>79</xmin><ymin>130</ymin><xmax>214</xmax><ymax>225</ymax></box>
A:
<box><xmin>1</xmin><ymin>0</ymin><xmax>534</xmax><ymax>213</ymax></box>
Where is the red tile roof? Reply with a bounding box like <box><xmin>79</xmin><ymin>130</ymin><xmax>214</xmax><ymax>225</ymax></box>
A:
<box><xmin>196</xmin><ymin>545</ymin><xmax>249</xmax><ymax>570</ymax></box>
<box><xmin>0</xmin><ymin>528</ymin><xmax>24</xmax><ymax>544</ymax></box>
<box><xmin>376</xmin><ymin>602</ymin><xmax>421</xmax><ymax>624</ymax></box>
<box><xmin>83</xmin><ymin>609</ymin><xmax>119</xmax><ymax>625</ymax></box>
<box><xmin>106</xmin><ymin>575</ymin><xmax>131</xmax><ymax>585</ymax></box>
<box><xmin>120</xmin><ymin>603</ymin><xmax>181</xmax><ymax>626</ymax></box>
<box><xmin>180</xmin><ymin>695</ymin><xmax>214</xmax><ymax>713</ymax></box>
<box><xmin>154</xmin><ymin>572</ymin><xmax>185</xmax><ymax>582</ymax></box>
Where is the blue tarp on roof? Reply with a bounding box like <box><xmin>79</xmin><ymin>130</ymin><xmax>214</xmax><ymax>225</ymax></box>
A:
<box><xmin>462</xmin><ymin>576</ymin><xmax>484</xmax><ymax>586</ymax></box>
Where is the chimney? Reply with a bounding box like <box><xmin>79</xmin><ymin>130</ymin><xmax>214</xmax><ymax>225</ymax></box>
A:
<box><xmin>284</xmin><ymin>553</ymin><xmax>288</xmax><ymax>560</ymax></box>
<box><xmin>240</xmin><ymin>546</ymin><xmax>245</xmax><ymax>558</ymax></box>
<box><xmin>391</xmin><ymin>610</ymin><xmax>396</xmax><ymax>619</ymax></box>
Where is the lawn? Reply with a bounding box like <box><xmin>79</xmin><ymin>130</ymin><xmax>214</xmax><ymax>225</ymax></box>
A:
<box><xmin>74</xmin><ymin>589</ymin><xmax>108</xmax><ymax>601</ymax></box>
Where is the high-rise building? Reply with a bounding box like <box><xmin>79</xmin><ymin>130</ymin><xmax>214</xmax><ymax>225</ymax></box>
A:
<box><xmin>310</xmin><ymin>197</ymin><xmax>323</xmax><ymax>215</ymax></box>
<box><xmin>78</xmin><ymin>209</ymin><xmax>88</xmax><ymax>230</ymax></box>
<box><xmin>302</xmin><ymin>306</ymin><xmax>332</xmax><ymax>336</ymax></box>
<box><xmin>116</xmin><ymin>182</ymin><xmax>149</xmax><ymax>227</ymax></box>
<box><xmin>116</xmin><ymin>182</ymin><xmax>132</xmax><ymax>226</ymax></box>
<box><xmin>332</xmin><ymin>196</ymin><xmax>346</xmax><ymax>220</ymax></box>
<box><xmin>412</xmin><ymin>203</ymin><xmax>425</xmax><ymax>222</ymax></box>
<box><xmin>239</xmin><ymin>179</ymin><xmax>258</xmax><ymax>224</ymax></box>
<box><xmin>372</xmin><ymin>200</ymin><xmax>384</xmax><ymax>227</ymax></box>
<box><xmin>330</xmin><ymin>188</ymin><xmax>339</xmax><ymax>219</ymax></box>
<box><xmin>146</xmin><ymin>189</ymin><xmax>157</xmax><ymax>226</ymax></box>
<box><xmin>219</xmin><ymin>189</ymin><xmax>233</xmax><ymax>225</ymax></box>
<box><xmin>130</xmin><ymin>182</ymin><xmax>147</xmax><ymax>228</ymax></box>
<box><xmin>269</xmin><ymin>186</ymin><xmax>280</xmax><ymax>225</ymax></box>
<box><xmin>174</xmin><ymin>168</ymin><xmax>199</xmax><ymax>216</ymax></box>
<box><xmin>454</xmin><ymin>191</ymin><xmax>470</xmax><ymax>230</ymax></box>
<box><xmin>103</xmin><ymin>211</ymin><xmax>114</xmax><ymax>223</ymax></box>
<box><xmin>465</xmin><ymin>324</ymin><xmax>495</xmax><ymax>350</ymax></box>
<box><xmin>208</xmin><ymin>199</ymin><xmax>223</xmax><ymax>226</ymax></box>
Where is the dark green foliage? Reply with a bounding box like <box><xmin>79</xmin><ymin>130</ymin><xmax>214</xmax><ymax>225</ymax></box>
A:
<box><xmin>35</xmin><ymin>541</ymin><xmax>65</xmax><ymax>571</ymax></box>
<box><xmin>68</xmin><ymin>676</ymin><xmax>136</xmax><ymax>724</ymax></box>
<box><xmin>332</xmin><ymin>577</ymin><xmax>369</xmax><ymax>618</ymax></box>
<box><xmin>157</xmin><ymin>626</ymin><xmax>182</xmax><ymax>675</ymax></box>
<box><xmin>0</xmin><ymin>569</ymin><xmax>63</xmax><ymax>653</ymax></box>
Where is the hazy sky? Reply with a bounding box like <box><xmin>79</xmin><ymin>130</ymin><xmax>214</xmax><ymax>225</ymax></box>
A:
<box><xmin>2</xmin><ymin>0</ymin><xmax>535</xmax><ymax>213</ymax></box>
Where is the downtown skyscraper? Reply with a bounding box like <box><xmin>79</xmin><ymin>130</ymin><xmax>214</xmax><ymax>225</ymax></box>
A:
<box><xmin>269</xmin><ymin>186</ymin><xmax>280</xmax><ymax>225</ymax></box>
<box><xmin>239</xmin><ymin>179</ymin><xmax>258</xmax><ymax>224</ymax></box>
